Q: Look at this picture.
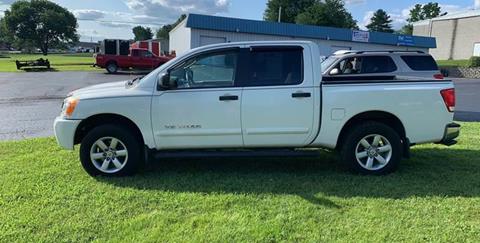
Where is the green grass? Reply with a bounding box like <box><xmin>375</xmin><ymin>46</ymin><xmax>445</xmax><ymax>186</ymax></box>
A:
<box><xmin>1</xmin><ymin>123</ymin><xmax>479</xmax><ymax>242</ymax></box>
<box><xmin>437</xmin><ymin>59</ymin><xmax>469</xmax><ymax>67</ymax></box>
<box><xmin>0</xmin><ymin>53</ymin><xmax>98</xmax><ymax>72</ymax></box>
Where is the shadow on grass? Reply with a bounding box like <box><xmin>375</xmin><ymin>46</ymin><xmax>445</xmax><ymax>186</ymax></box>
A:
<box><xmin>99</xmin><ymin>148</ymin><xmax>480</xmax><ymax>207</ymax></box>
<box><xmin>21</xmin><ymin>67</ymin><xmax>58</xmax><ymax>72</ymax></box>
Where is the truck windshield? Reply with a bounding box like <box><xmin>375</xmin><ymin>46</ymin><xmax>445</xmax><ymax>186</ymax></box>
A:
<box><xmin>321</xmin><ymin>56</ymin><xmax>339</xmax><ymax>73</ymax></box>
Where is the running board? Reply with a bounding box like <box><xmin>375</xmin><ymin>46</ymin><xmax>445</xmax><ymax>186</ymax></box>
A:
<box><xmin>151</xmin><ymin>149</ymin><xmax>324</xmax><ymax>159</ymax></box>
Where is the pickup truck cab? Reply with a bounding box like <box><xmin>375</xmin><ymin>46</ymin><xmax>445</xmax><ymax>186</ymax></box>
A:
<box><xmin>95</xmin><ymin>48</ymin><xmax>173</xmax><ymax>74</ymax></box>
<box><xmin>55</xmin><ymin>41</ymin><xmax>460</xmax><ymax>176</ymax></box>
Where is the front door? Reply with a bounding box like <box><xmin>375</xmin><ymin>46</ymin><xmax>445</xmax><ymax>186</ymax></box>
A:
<box><xmin>152</xmin><ymin>49</ymin><xmax>243</xmax><ymax>149</ymax></box>
<box><xmin>240</xmin><ymin>46</ymin><xmax>316</xmax><ymax>147</ymax></box>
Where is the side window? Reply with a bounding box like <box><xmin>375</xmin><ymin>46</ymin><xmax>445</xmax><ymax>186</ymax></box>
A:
<box><xmin>245</xmin><ymin>48</ymin><xmax>303</xmax><ymax>86</ymax></box>
<box><xmin>169</xmin><ymin>50</ymin><xmax>238</xmax><ymax>89</ymax></box>
<box><xmin>361</xmin><ymin>56</ymin><xmax>397</xmax><ymax>73</ymax></box>
<box><xmin>334</xmin><ymin>56</ymin><xmax>397</xmax><ymax>75</ymax></box>
<box><xmin>401</xmin><ymin>55</ymin><xmax>439</xmax><ymax>71</ymax></box>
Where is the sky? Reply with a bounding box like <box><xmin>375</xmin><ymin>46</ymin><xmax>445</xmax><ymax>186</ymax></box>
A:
<box><xmin>0</xmin><ymin>0</ymin><xmax>479</xmax><ymax>42</ymax></box>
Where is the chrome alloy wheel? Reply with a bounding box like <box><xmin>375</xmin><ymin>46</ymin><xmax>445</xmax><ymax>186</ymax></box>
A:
<box><xmin>355</xmin><ymin>134</ymin><xmax>393</xmax><ymax>171</ymax></box>
<box><xmin>90</xmin><ymin>137</ymin><xmax>128</xmax><ymax>173</ymax></box>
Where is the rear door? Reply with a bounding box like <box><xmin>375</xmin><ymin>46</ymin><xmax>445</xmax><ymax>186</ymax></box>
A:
<box><xmin>240</xmin><ymin>46</ymin><xmax>316</xmax><ymax>147</ymax></box>
<box><xmin>399</xmin><ymin>55</ymin><xmax>441</xmax><ymax>79</ymax></box>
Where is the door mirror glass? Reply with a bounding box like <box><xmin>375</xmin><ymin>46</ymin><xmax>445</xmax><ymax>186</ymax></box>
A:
<box><xmin>158</xmin><ymin>72</ymin><xmax>174</xmax><ymax>90</ymax></box>
<box><xmin>329</xmin><ymin>68</ymin><xmax>340</xmax><ymax>75</ymax></box>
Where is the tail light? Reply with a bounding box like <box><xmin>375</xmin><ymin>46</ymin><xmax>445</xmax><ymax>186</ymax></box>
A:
<box><xmin>440</xmin><ymin>88</ymin><xmax>455</xmax><ymax>112</ymax></box>
<box><xmin>434</xmin><ymin>73</ymin><xmax>444</xmax><ymax>79</ymax></box>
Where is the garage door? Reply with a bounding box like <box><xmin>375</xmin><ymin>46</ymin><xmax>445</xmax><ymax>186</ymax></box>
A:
<box><xmin>200</xmin><ymin>36</ymin><xmax>227</xmax><ymax>46</ymax></box>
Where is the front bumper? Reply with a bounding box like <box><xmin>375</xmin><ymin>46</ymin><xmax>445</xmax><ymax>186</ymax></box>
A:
<box><xmin>438</xmin><ymin>123</ymin><xmax>461</xmax><ymax>146</ymax></box>
<box><xmin>53</xmin><ymin>117</ymin><xmax>82</xmax><ymax>150</ymax></box>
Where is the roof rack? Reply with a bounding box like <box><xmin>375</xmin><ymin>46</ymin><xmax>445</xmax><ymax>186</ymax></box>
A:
<box><xmin>335</xmin><ymin>50</ymin><xmax>425</xmax><ymax>55</ymax></box>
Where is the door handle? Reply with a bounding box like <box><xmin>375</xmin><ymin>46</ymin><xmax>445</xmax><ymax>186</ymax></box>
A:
<box><xmin>219</xmin><ymin>95</ymin><xmax>239</xmax><ymax>101</ymax></box>
<box><xmin>292</xmin><ymin>92</ymin><xmax>311</xmax><ymax>98</ymax></box>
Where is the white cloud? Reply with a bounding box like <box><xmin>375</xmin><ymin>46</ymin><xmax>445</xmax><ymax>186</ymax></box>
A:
<box><xmin>0</xmin><ymin>0</ymin><xmax>15</xmax><ymax>4</ymax></box>
<box><xmin>123</xmin><ymin>0</ymin><xmax>230</xmax><ymax>23</ymax></box>
<box><xmin>73</xmin><ymin>9</ymin><xmax>106</xmax><ymax>20</ymax></box>
<box><xmin>476</xmin><ymin>0</ymin><xmax>480</xmax><ymax>9</ymax></box>
<box><xmin>345</xmin><ymin>0</ymin><xmax>366</xmax><ymax>5</ymax></box>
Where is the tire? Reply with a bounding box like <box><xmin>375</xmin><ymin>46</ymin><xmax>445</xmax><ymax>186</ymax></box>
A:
<box><xmin>106</xmin><ymin>62</ymin><xmax>118</xmax><ymax>74</ymax></box>
<box><xmin>340</xmin><ymin>121</ymin><xmax>402</xmax><ymax>175</ymax></box>
<box><xmin>80</xmin><ymin>124</ymin><xmax>144</xmax><ymax>177</ymax></box>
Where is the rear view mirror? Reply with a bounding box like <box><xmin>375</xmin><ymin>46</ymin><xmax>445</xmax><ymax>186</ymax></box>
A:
<box><xmin>158</xmin><ymin>72</ymin><xmax>172</xmax><ymax>90</ymax></box>
<box><xmin>329</xmin><ymin>68</ymin><xmax>340</xmax><ymax>76</ymax></box>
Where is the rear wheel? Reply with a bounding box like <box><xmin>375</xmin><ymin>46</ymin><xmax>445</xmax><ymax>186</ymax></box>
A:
<box><xmin>340</xmin><ymin>122</ymin><xmax>402</xmax><ymax>175</ymax></box>
<box><xmin>106</xmin><ymin>62</ymin><xmax>118</xmax><ymax>74</ymax></box>
<box><xmin>80</xmin><ymin>124</ymin><xmax>144</xmax><ymax>176</ymax></box>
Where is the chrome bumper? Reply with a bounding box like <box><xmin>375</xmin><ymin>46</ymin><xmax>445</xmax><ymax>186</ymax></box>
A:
<box><xmin>439</xmin><ymin>123</ymin><xmax>460</xmax><ymax>146</ymax></box>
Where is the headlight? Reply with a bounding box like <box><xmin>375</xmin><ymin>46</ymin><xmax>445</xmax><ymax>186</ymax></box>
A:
<box><xmin>62</xmin><ymin>97</ymin><xmax>79</xmax><ymax>118</ymax></box>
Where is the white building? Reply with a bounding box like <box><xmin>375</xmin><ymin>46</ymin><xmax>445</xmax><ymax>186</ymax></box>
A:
<box><xmin>413</xmin><ymin>10</ymin><xmax>480</xmax><ymax>60</ymax></box>
<box><xmin>170</xmin><ymin>14</ymin><xmax>436</xmax><ymax>56</ymax></box>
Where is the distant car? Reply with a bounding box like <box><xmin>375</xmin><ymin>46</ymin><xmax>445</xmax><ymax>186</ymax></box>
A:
<box><xmin>322</xmin><ymin>50</ymin><xmax>444</xmax><ymax>80</ymax></box>
<box><xmin>95</xmin><ymin>48</ymin><xmax>174</xmax><ymax>74</ymax></box>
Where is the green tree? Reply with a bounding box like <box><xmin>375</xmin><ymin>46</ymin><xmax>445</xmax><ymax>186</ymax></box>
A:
<box><xmin>401</xmin><ymin>2</ymin><xmax>447</xmax><ymax>35</ymax></box>
<box><xmin>0</xmin><ymin>18</ymin><xmax>14</xmax><ymax>48</ymax></box>
<box><xmin>132</xmin><ymin>26</ymin><xmax>154</xmax><ymax>41</ymax></box>
<box><xmin>295</xmin><ymin>0</ymin><xmax>358</xmax><ymax>29</ymax></box>
<box><xmin>263</xmin><ymin>0</ymin><xmax>316</xmax><ymax>23</ymax></box>
<box><xmin>366</xmin><ymin>9</ymin><xmax>394</xmax><ymax>33</ymax></box>
<box><xmin>3</xmin><ymin>0</ymin><xmax>78</xmax><ymax>55</ymax></box>
<box><xmin>156</xmin><ymin>14</ymin><xmax>187</xmax><ymax>40</ymax></box>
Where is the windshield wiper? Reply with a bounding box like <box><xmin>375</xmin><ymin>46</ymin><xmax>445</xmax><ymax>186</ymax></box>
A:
<box><xmin>126</xmin><ymin>76</ymin><xmax>144</xmax><ymax>86</ymax></box>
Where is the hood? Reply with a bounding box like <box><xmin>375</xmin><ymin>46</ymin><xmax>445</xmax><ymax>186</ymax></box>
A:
<box><xmin>70</xmin><ymin>81</ymin><xmax>130</xmax><ymax>99</ymax></box>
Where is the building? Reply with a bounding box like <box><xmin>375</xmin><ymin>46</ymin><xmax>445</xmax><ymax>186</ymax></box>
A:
<box><xmin>413</xmin><ymin>10</ymin><xmax>480</xmax><ymax>60</ymax></box>
<box><xmin>170</xmin><ymin>14</ymin><xmax>436</xmax><ymax>56</ymax></box>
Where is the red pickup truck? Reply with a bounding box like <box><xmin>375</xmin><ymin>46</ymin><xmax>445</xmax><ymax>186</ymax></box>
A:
<box><xmin>95</xmin><ymin>48</ymin><xmax>173</xmax><ymax>74</ymax></box>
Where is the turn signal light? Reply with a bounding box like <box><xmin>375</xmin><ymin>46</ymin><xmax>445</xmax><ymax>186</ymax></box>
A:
<box><xmin>64</xmin><ymin>97</ymin><xmax>79</xmax><ymax>117</ymax></box>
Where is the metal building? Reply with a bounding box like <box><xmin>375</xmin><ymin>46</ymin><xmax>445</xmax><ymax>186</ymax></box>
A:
<box><xmin>170</xmin><ymin>13</ymin><xmax>436</xmax><ymax>56</ymax></box>
<box><xmin>413</xmin><ymin>10</ymin><xmax>480</xmax><ymax>60</ymax></box>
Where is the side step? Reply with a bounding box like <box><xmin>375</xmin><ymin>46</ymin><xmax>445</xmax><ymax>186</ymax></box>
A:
<box><xmin>151</xmin><ymin>149</ymin><xmax>324</xmax><ymax>159</ymax></box>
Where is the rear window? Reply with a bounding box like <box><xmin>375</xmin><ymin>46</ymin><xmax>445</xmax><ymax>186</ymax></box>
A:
<box><xmin>401</xmin><ymin>55</ymin><xmax>439</xmax><ymax>71</ymax></box>
<box><xmin>361</xmin><ymin>56</ymin><xmax>397</xmax><ymax>73</ymax></box>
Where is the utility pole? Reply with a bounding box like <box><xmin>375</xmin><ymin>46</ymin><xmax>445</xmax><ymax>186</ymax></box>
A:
<box><xmin>278</xmin><ymin>6</ymin><xmax>282</xmax><ymax>22</ymax></box>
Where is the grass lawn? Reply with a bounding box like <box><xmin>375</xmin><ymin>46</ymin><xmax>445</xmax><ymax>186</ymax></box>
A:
<box><xmin>0</xmin><ymin>53</ymin><xmax>98</xmax><ymax>72</ymax></box>
<box><xmin>437</xmin><ymin>59</ymin><xmax>469</xmax><ymax>67</ymax></box>
<box><xmin>0</xmin><ymin>123</ymin><xmax>479</xmax><ymax>242</ymax></box>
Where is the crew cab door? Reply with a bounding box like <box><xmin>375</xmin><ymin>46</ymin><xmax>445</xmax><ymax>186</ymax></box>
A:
<box><xmin>151</xmin><ymin>49</ymin><xmax>243</xmax><ymax>149</ymax></box>
<box><xmin>240</xmin><ymin>46</ymin><xmax>316</xmax><ymax>147</ymax></box>
<box><xmin>132</xmin><ymin>50</ymin><xmax>156</xmax><ymax>69</ymax></box>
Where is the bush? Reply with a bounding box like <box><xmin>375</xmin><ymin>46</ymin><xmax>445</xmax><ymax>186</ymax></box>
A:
<box><xmin>467</xmin><ymin>56</ymin><xmax>480</xmax><ymax>67</ymax></box>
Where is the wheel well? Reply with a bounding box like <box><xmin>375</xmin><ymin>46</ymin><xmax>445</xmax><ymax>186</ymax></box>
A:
<box><xmin>106</xmin><ymin>60</ymin><xmax>117</xmax><ymax>65</ymax></box>
<box><xmin>336</xmin><ymin>111</ymin><xmax>406</xmax><ymax>149</ymax></box>
<box><xmin>74</xmin><ymin>114</ymin><xmax>144</xmax><ymax>145</ymax></box>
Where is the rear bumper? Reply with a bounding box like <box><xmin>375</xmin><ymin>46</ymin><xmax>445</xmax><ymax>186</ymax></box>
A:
<box><xmin>438</xmin><ymin>123</ymin><xmax>460</xmax><ymax>146</ymax></box>
<box><xmin>54</xmin><ymin>117</ymin><xmax>82</xmax><ymax>150</ymax></box>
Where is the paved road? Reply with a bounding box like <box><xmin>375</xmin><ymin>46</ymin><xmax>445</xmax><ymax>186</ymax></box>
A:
<box><xmin>0</xmin><ymin>72</ymin><xmax>142</xmax><ymax>140</ymax></box>
<box><xmin>0</xmin><ymin>72</ymin><xmax>479</xmax><ymax>141</ymax></box>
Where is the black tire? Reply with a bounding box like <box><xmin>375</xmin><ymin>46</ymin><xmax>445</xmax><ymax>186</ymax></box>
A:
<box><xmin>106</xmin><ymin>62</ymin><xmax>118</xmax><ymax>74</ymax></box>
<box><xmin>80</xmin><ymin>124</ymin><xmax>144</xmax><ymax>177</ymax></box>
<box><xmin>340</xmin><ymin>121</ymin><xmax>403</xmax><ymax>175</ymax></box>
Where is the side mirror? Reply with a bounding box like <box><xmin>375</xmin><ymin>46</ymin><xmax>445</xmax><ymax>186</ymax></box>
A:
<box><xmin>158</xmin><ymin>72</ymin><xmax>171</xmax><ymax>90</ymax></box>
<box><xmin>329</xmin><ymin>68</ymin><xmax>340</xmax><ymax>76</ymax></box>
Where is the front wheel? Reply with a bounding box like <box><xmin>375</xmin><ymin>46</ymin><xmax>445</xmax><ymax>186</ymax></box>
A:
<box><xmin>340</xmin><ymin>122</ymin><xmax>403</xmax><ymax>175</ymax></box>
<box><xmin>80</xmin><ymin>124</ymin><xmax>144</xmax><ymax>177</ymax></box>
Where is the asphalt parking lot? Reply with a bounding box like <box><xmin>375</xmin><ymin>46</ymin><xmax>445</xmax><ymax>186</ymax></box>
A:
<box><xmin>0</xmin><ymin>72</ymin><xmax>479</xmax><ymax>141</ymax></box>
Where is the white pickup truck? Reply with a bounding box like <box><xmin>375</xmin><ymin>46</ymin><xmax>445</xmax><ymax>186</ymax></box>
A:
<box><xmin>54</xmin><ymin>41</ymin><xmax>460</xmax><ymax>176</ymax></box>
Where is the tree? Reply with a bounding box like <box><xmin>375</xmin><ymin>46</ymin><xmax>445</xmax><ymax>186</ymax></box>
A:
<box><xmin>3</xmin><ymin>0</ymin><xmax>78</xmax><ymax>55</ymax></box>
<box><xmin>156</xmin><ymin>14</ymin><xmax>187</xmax><ymax>40</ymax></box>
<box><xmin>401</xmin><ymin>2</ymin><xmax>447</xmax><ymax>35</ymax></box>
<box><xmin>295</xmin><ymin>0</ymin><xmax>358</xmax><ymax>29</ymax></box>
<box><xmin>132</xmin><ymin>26</ymin><xmax>153</xmax><ymax>41</ymax></box>
<box><xmin>263</xmin><ymin>0</ymin><xmax>316</xmax><ymax>23</ymax></box>
<box><xmin>366</xmin><ymin>9</ymin><xmax>394</xmax><ymax>33</ymax></box>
